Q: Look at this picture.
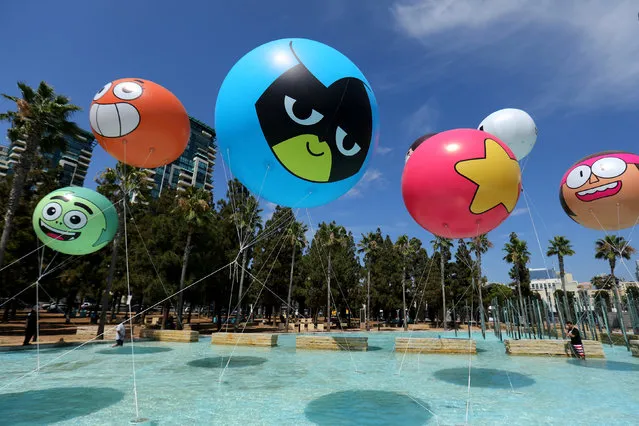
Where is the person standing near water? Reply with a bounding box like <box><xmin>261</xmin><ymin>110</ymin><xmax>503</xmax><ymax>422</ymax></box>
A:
<box><xmin>22</xmin><ymin>307</ymin><xmax>38</xmax><ymax>345</ymax></box>
<box><xmin>112</xmin><ymin>321</ymin><xmax>126</xmax><ymax>347</ymax></box>
<box><xmin>566</xmin><ymin>321</ymin><xmax>585</xmax><ymax>359</ymax></box>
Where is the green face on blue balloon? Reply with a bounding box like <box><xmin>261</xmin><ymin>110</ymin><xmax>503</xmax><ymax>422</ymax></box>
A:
<box><xmin>32</xmin><ymin>187</ymin><xmax>118</xmax><ymax>255</ymax></box>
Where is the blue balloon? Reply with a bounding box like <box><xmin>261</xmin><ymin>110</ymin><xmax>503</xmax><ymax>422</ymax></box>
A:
<box><xmin>215</xmin><ymin>38</ymin><xmax>379</xmax><ymax>207</ymax></box>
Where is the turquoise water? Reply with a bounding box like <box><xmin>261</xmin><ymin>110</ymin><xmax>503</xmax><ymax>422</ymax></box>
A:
<box><xmin>1</xmin><ymin>331</ymin><xmax>639</xmax><ymax>425</ymax></box>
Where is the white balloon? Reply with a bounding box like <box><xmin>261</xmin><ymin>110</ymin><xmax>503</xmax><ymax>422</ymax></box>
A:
<box><xmin>478</xmin><ymin>108</ymin><xmax>537</xmax><ymax>160</ymax></box>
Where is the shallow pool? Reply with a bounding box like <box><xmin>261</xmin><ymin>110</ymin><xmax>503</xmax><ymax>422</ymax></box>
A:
<box><xmin>1</xmin><ymin>331</ymin><xmax>638</xmax><ymax>425</ymax></box>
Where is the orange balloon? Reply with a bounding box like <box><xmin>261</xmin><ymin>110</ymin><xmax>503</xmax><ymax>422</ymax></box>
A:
<box><xmin>89</xmin><ymin>78</ymin><xmax>190</xmax><ymax>168</ymax></box>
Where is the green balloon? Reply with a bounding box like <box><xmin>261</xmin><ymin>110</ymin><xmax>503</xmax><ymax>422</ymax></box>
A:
<box><xmin>32</xmin><ymin>186</ymin><xmax>119</xmax><ymax>255</ymax></box>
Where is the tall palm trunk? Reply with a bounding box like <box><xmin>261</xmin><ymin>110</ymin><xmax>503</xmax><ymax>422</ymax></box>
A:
<box><xmin>366</xmin><ymin>268</ymin><xmax>371</xmax><ymax>331</ymax></box>
<box><xmin>236</xmin><ymin>250</ymin><xmax>247</xmax><ymax>327</ymax></box>
<box><xmin>285</xmin><ymin>244</ymin><xmax>296</xmax><ymax>332</ymax></box>
<box><xmin>97</xmin><ymin>230</ymin><xmax>121</xmax><ymax>339</ymax></box>
<box><xmin>558</xmin><ymin>255</ymin><xmax>571</xmax><ymax>322</ymax></box>
<box><xmin>402</xmin><ymin>265</ymin><xmax>408</xmax><ymax>331</ymax></box>
<box><xmin>610</xmin><ymin>262</ymin><xmax>629</xmax><ymax>348</ymax></box>
<box><xmin>440</xmin><ymin>254</ymin><xmax>446</xmax><ymax>330</ymax></box>
<box><xmin>514</xmin><ymin>263</ymin><xmax>527</xmax><ymax>331</ymax></box>
<box><xmin>177</xmin><ymin>231</ymin><xmax>193</xmax><ymax>329</ymax></box>
<box><xmin>475</xmin><ymin>249</ymin><xmax>486</xmax><ymax>338</ymax></box>
<box><xmin>0</xmin><ymin>135</ymin><xmax>38</xmax><ymax>269</ymax></box>
<box><xmin>327</xmin><ymin>251</ymin><xmax>332</xmax><ymax>331</ymax></box>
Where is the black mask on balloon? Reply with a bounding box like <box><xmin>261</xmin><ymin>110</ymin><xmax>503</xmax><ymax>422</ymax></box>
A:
<box><xmin>405</xmin><ymin>133</ymin><xmax>438</xmax><ymax>164</ymax></box>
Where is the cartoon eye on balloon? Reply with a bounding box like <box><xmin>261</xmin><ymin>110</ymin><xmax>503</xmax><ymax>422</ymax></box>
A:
<box><xmin>478</xmin><ymin>108</ymin><xmax>537</xmax><ymax>160</ymax></box>
<box><xmin>89</xmin><ymin>78</ymin><xmax>190</xmax><ymax>168</ymax></box>
<box><xmin>405</xmin><ymin>133</ymin><xmax>438</xmax><ymax>164</ymax></box>
<box><xmin>32</xmin><ymin>187</ymin><xmax>119</xmax><ymax>255</ymax></box>
<box><xmin>215</xmin><ymin>38</ymin><xmax>379</xmax><ymax>207</ymax></box>
<box><xmin>559</xmin><ymin>151</ymin><xmax>639</xmax><ymax>231</ymax></box>
<box><xmin>402</xmin><ymin>129</ymin><xmax>522</xmax><ymax>239</ymax></box>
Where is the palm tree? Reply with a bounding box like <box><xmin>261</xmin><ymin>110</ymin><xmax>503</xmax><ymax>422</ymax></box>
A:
<box><xmin>595</xmin><ymin>235</ymin><xmax>636</xmax><ymax>341</ymax></box>
<box><xmin>285</xmin><ymin>220</ymin><xmax>308</xmax><ymax>331</ymax></box>
<box><xmin>357</xmin><ymin>230</ymin><xmax>382</xmax><ymax>331</ymax></box>
<box><xmin>324</xmin><ymin>222</ymin><xmax>348</xmax><ymax>329</ymax></box>
<box><xmin>469</xmin><ymin>234</ymin><xmax>493</xmax><ymax>335</ymax></box>
<box><xmin>431</xmin><ymin>236</ymin><xmax>453</xmax><ymax>329</ymax></box>
<box><xmin>503</xmin><ymin>232</ymin><xmax>531</xmax><ymax>329</ymax></box>
<box><xmin>228</xmin><ymin>184</ymin><xmax>262</xmax><ymax>324</ymax></box>
<box><xmin>0</xmin><ymin>81</ymin><xmax>82</xmax><ymax>268</ymax></box>
<box><xmin>173</xmin><ymin>187</ymin><xmax>213</xmax><ymax>329</ymax></box>
<box><xmin>547</xmin><ymin>236</ymin><xmax>575</xmax><ymax>321</ymax></box>
<box><xmin>95</xmin><ymin>163</ymin><xmax>149</xmax><ymax>339</ymax></box>
<box><xmin>396</xmin><ymin>235</ymin><xmax>418</xmax><ymax>331</ymax></box>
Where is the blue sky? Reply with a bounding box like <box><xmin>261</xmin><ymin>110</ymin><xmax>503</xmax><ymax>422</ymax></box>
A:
<box><xmin>2</xmin><ymin>0</ymin><xmax>639</xmax><ymax>284</ymax></box>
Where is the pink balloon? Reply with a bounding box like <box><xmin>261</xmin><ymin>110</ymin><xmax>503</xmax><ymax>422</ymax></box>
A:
<box><xmin>402</xmin><ymin>128</ymin><xmax>522</xmax><ymax>239</ymax></box>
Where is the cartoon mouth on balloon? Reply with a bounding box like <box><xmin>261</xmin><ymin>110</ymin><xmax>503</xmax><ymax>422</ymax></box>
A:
<box><xmin>39</xmin><ymin>220</ymin><xmax>81</xmax><ymax>241</ymax></box>
<box><xmin>575</xmin><ymin>181</ymin><xmax>621</xmax><ymax>202</ymax></box>
<box><xmin>89</xmin><ymin>103</ymin><xmax>140</xmax><ymax>138</ymax></box>
<box><xmin>272</xmin><ymin>134</ymin><xmax>333</xmax><ymax>183</ymax></box>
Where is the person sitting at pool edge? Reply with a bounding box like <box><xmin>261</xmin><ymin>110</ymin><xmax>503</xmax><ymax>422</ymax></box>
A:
<box><xmin>112</xmin><ymin>320</ymin><xmax>126</xmax><ymax>347</ymax></box>
<box><xmin>566</xmin><ymin>321</ymin><xmax>585</xmax><ymax>359</ymax></box>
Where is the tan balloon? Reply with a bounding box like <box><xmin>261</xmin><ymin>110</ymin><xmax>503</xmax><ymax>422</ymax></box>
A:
<box><xmin>559</xmin><ymin>151</ymin><xmax>639</xmax><ymax>231</ymax></box>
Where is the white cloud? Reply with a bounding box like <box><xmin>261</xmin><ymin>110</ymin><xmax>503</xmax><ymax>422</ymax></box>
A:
<box><xmin>342</xmin><ymin>168</ymin><xmax>385</xmax><ymax>199</ymax></box>
<box><xmin>391</xmin><ymin>0</ymin><xmax>639</xmax><ymax>112</ymax></box>
<box><xmin>511</xmin><ymin>207</ymin><xmax>529</xmax><ymax>216</ymax></box>
<box><xmin>261</xmin><ymin>201</ymin><xmax>277</xmax><ymax>221</ymax></box>
<box><xmin>403</xmin><ymin>101</ymin><xmax>439</xmax><ymax>139</ymax></box>
<box><xmin>375</xmin><ymin>145</ymin><xmax>393</xmax><ymax>155</ymax></box>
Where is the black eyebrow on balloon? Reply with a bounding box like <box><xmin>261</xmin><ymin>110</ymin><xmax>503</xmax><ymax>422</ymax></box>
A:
<box><xmin>74</xmin><ymin>202</ymin><xmax>93</xmax><ymax>214</ymax></box>
<box><xmin>134</xmin><ymin>79</ymin><xmax>145</xmax><ymax>84</ymax></box>
<box><xmin>288</xmin><ymin>40</ymin><xmax>373</xmax><ymax>92</ymax></box>
<box><xmin>51</xmin><ymin>196</ymin><xmax>67</xmax><ymax>201</ymax></box>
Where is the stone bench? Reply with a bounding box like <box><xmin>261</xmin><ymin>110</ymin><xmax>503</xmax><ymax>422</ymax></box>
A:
<box><xmin>296</xmin><ymin>335</ymin><xmax>368</xmax><ymax>351</ymax></box>
<box><xmin>210</xmin><ymin>332</ymin><xmax>278</xmax><ymax>347</ymax></box>
<box><xmin>598</xmin><ymin>332</ymin><xmax>639</xmax><ymax>346</ymax></box>
<box><xmin>139</xmin><ymin>328</ymin><xmax>199</xmax><ymax>343</ymax></box>
<box><xmin>395</xmin><ymin>337</ymin><xmax>476</xmax><ymax>354</ymax></box>
<box><xmin>504</xmin><ymin>339</ymin><xmax>605</xmax><ymax>358</ymax></box>
<box><xmin>630</xmin><ymin>341</ymin><xmax>639</xmax><ymax>357</ymax></box>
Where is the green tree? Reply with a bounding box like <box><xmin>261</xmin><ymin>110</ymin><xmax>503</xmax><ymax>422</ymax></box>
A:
<box><xmin>284</xmin><ymin>217</ymin><xmax>308</xmax><ymax>330</ymax></box>
<box><xmin>547</xmin><ymin>236</ymin><xmax>575</xmax><ymax>321</ymax></box>
<box><xmin>469</xmin><ymin>234</ymin><xmax>492</xmax><ymax>329</ymax></box>
<box><xmin>395</xmin><ymin>235</ymin><xmax>419</xmax><ymax>330</ymax></box>
<box><xmin>431</xmin><ymin>236</ymin><xmax>453</xmax><ymax>329</ymax></box>
<box><xmin>173</xmin><ymin>187</ymin><xmax>213</xmax><ymax>328</ymax></box>
<box><xmin>0</xmin><ymin>81</ymin><xmax>82</xmax><ymax>269</ymax></box>
<box><xmin>595</xmin><ymin>235</ymin><xmax>635</xmax><ymax>335</ymax></box>
<box><xmin>358</xmin><ymin>229</ymin><xmax>383</xmax><ymax>329</ymax></box>
<box><xmin>324</xmin><ymin>222</ymin><xmax>348</xmax><ymax>327</ymax></box>
<box><xmin>591</xmin><ymin>274</ymin><xmax>615</xmax><ymax>290</ymax></box>
<box><xmin>226</xmin><ymin>180</ymin><xmax>262</xmax><ymax>322</ymax></box>
<box><xmin>95</xmin><ymin>162</ymin><xmax>149</xmax><ymax>338</ymax></box>
<box><xmin>503</xmin><ymin>232</ymin><xmax>531</xmax><ymax>326</ymax></box>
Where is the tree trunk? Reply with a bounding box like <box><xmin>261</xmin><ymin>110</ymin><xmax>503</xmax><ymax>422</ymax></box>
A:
<box><xmin>440</xmin><ymin>253</ymin><xmax>446</xmax><ymax>330</ymax></box>
<box><xmin>236</xmin><ymin>249</ymin><xmax>247</xmax><ymax>327</ymax></box>
<box><xmin>611</xmin><ymin>266</ymin><xmax>630</xmax><ymax>349</ymax></box>
<box><xmin>97</xmin><ymin>230</ymin><xmax>120</xmax><ymax>339</ymax></box>
<box><xmin>515</xmin><ymin>264</ymin><xmax>527</xmax><ymax>332</ymax></box>
<box><xmin>177</xmin><ymin>230</ymin><xmax>193</xmax><ymax>329</ymax></box>
<box><xmin>366</xmin><ymin>268</ymin><xmax>371</xmax><ymax>331</ymax></box>
<box><xmin>558</xmin><ymin>255</ymin><xmax>571</xmax><ymax>322</ymax></box>
<box><xmin>0</xmin><ymin>133</ymin><xmax>38</xmax><ymax>269</ymax></box>
<box><xmin>402</xmin><ymin>265</ymin><xmax>408</xmax><ymax>331</ymax></box>
<box><xmin>476</xmin><ymin>249</ymin><xmax>486</xmax><ymax>339</ymax></box>
<box><xmin>327</xmin><ymin>251</ymin><xmax>332</xmax><ymax>330</ymax></box>
<box><xmin>285</xmin><ymin>245</ymin><xmax>296</xmax><ymax>332</ymax></box>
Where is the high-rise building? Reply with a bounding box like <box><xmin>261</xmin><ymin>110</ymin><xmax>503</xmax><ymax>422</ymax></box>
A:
<box><xmin>145</xmin><ymin>116</ymin><xmax>216</xmax><ymax>198</ymax></box>
<box><xmin>0</xmin><ymin>145</ymin><xmax>9</xmax><ymax>178</ymax></box>
<box><xmin>0</xmin><ymin>128</ymin><xmax>97</xmax><ymax>187</ymax></box>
